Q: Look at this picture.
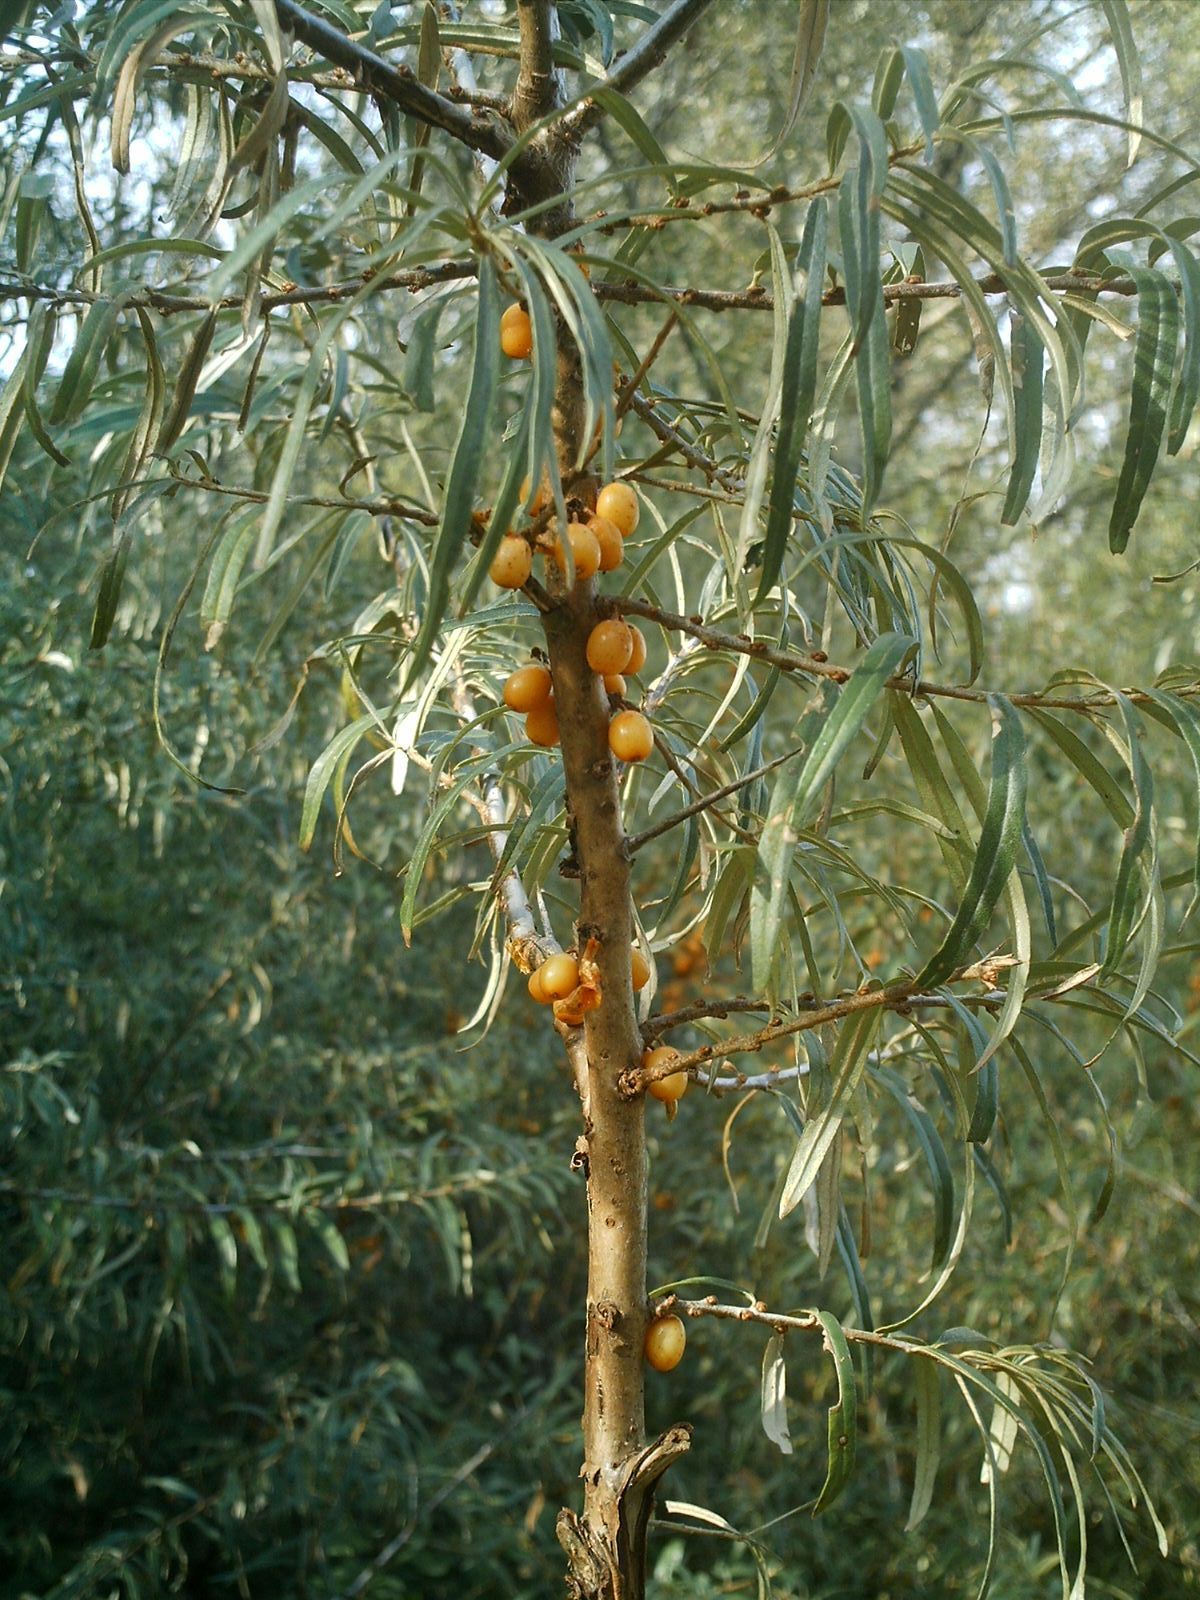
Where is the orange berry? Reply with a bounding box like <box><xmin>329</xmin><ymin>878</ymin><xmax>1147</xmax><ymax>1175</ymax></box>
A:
<box><xmin>550</xmin><ymin>521</ymin><xmax>602</xmax><ymax>583</ymax></box>
<box><xmin>596</xmin><ymin>481</ymin><xmax>639</xmax><ymax>536</ymax></box>
<box><xmin>500</xmin><ymin>303</ymin><xmax>533</xmax><ymax>359</ymax></box>
<box><xmin>644</xmin><ymin>1047</ymin><xmax>688</xmax><ymax>1103</ymax></box>
<box><xmin>528</xmin><ymin>965</ymin><xmax>551</xmax><ymax>1004</ymax></box>
<box><xmin>525</xmin><ymin>699</ymin><xmax>560</xmax><ymax>747</ymax></box>
<box><xmin>625</xmin><ymin>625</ymin><xmax>647</xmax><ymax>676</ymax></box>
<box><xmin>609</xmin><ymin>709</ymin><xmax>653</xmax><ymax>763</ymax></box>
<box><xmin>644</xmin><ymin>1313</ymin><xmax>686</xmax><ymax>1372</ymax></box>
<box><xmin>503</xmin><ymin>664</ymin><xmax>553</xmax><ymax>713</ymax></box>
<box><xmin>631</xmin><ymin>947</ymin><xmax>652</xmax><ymax>992</ymax></box>
<box><xmin>603</xmin><ymin>673</ymin><xmax>626</xmax><ymax>697</ymax></box>
<box><xmin>586</xmin><ymin>619</ymin><xmax>634</xmax><ymax>675</ymax></box>
<box><xmin>538</xmin><ymin>952</ymin><xmax>579</xmax><ymax>1001</ymax></box>
<box><xmin>520</xmin><ymin>470</ymin><xmax>553</xmax><ymax>514</ymax></box>
<box><xmin>489</xmin><ymin>535</ymin><xmax>532</xmax><ymax>589</ymax></box>
<box><xmin>590</xmin><ymin>515</ymin><xmax>624</xmax><ymax>572</ymax></box>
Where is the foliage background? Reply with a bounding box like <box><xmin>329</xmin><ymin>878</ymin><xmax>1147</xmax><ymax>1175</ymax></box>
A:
<box><xmin>3</xmin><ymin>1</ymin><xmax>1200</xmax><ymax>1596</ymax></box>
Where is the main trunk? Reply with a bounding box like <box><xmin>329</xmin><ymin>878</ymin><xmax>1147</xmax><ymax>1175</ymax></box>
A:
<box><xmin>510</xmin><ymin>13</ymin><xmax>690</xmax><ymax>1587</ymax></box>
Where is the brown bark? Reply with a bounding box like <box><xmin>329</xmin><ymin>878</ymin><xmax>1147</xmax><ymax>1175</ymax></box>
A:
<box><xmin>511</xmin><ymin>21</ymin><xmax>690</xmax><ymax>1594</ymax></box>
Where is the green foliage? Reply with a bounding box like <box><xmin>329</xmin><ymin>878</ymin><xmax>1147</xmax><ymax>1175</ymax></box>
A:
<box><xmin>3</xmin><ymin>0</ymin><xmax>1200</xmax><ymax>1595</ymax></box>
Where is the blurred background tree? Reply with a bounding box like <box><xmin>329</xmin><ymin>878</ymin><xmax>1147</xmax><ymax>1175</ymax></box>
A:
<box><xmin>3</xmin><ymin>1</ymin><xmax>1200</xmax><ymax>1596</ymax></box>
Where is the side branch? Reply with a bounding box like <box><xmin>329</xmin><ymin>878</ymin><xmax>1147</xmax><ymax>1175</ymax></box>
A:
<box><xmin>513</xmin><ymin>0</ymin><xmax>563</xmax><ymax>128</ymax></box>
<box><xmin>629</xmin><ymin>968</ymin><xmax>1016</xmax><ymax>1090</ymax></box>
<box><xmin>274</xmin><ymin>0</ymin><xmax>513</xmax><ymax>158</ymax></box>
<box><xmin>625</xmin><ymin>749</ymin><xmax>796</xmax><ymax>854</ymax></box>
<box><xmin>661</xmin><ymin>1297</ymin><xmax>912</xmax><ymax>1359</ymax></box>
<box><xmin>0</xmin><ymin>267</ymin><xmax>1142</xmax><ymax>322</ymax></box>
<box><xmin>614</xmin><ymin>598</ymin><xmax>1199</xmax><ymax>715</ymax></box>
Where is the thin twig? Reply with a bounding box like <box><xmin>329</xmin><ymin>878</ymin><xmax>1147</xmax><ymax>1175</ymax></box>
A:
<box><xmin>0</xmin><ymin>260</ymin><xmax>478</xmax><ymax>317</ymax></box>
<box><xmin>614</xmin><ymin>597</ymin><xmax>1200</xmax><ymax>714</ymax></box>
<box><xmin>614</xmin><ymin>310</ymin><xmax>678</xmax><ymax>422</ymax></box>
<box><xmin>630</xmin><ymin>976</ymin><xmax>1011</xmax><ymax>1090</ymax></box>
<box><xmin>626</xmin><ymin>747</ymin><xmax>795</xmax><ymax>854</ymax></box>
<box><xmin>0</xmin><ymin>266</ymin><xmax>1141</xmax><ymax>322</ymax></box>
<box><xmin>592</xmin><ymin>269</ymin><xmax>1139</xmax><ymax>314</ymax></box>
<box><xmin>624</xmin><ymin>389</ymin><xmax>744</xmax><ymax>493</ymax></box>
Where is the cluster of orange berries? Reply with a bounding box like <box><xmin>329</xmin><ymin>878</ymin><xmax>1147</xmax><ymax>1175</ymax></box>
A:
<box><xmin>525</xmin><ymin>941</ymin><xmax>653</xmax><ymax>1027</ymax></box>
<box><xmin>488</xmin><ymin>479</ymin><xmax>641</xmax><ymax>594</ymax></box>
<box><xmin>500</xmin><ymin>615</ymin><xmax>651</xmax><ymax>758</ymax></box>
<box><xmin>495</xmin><ymin>478</ymin><xmax>655</xmax><ymax>764</ymax></box>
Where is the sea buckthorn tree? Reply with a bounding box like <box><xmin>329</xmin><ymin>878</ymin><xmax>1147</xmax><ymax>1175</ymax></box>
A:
<box><xmin>4</xmin><ymin>1</ymin><xmax>1200</xmax><ymax>1595</ymax></box>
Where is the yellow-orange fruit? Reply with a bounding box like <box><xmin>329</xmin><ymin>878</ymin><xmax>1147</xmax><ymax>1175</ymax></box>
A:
<box><xmin>503</xmin><ymin>664</ymin><xmax>553</xmax><ymax>713</ymax></box>
<box><xmin>500</xmin><ymin>303</ymin><xmax>533</xmax><ymax>359</ymax></box>
<box><xmin>591</xmin><ymin>515</ymin><xmax>624</xmax><ymax>572</ymax></box>
<box><xmin>603</xmin><ymin>673</ymin><xmax>626</xmax><ymax>697</ymax></box>
<box><xmin>538</xmin><ymin>952</ymin><xmax>579</xmax><ymax>1001</ymax></box>
<box><xmin>489</xmin><ymin>535</ymin><xmax>532</xmax><ymax>589</ymax></box>
<box><xmin>528</xmin><ymin>966</ymin><xmax>551</xmax><ymax>1004</ymax></box>
<box><xmin>597</xmin><ymin>480</ymin><xmax>640</xmax><ymax>536</ymax></box>
<box><xmin>520</xmin><ymin>471</ymin><xmax>553</xmax><ymax>514</ymax></box>
<box><xmin>631</xmin><ymin>947</ymin><xmax>652</xmax><ymax>992</ymax></box>
<box><xmin>626</xmin><ymin>625</ymin><xmax>647</xmax><ymax>676</ymax></box>
<box><xmin>586</xmin><ymin>619</ymin><xmax>634</xmax><ymax>675</ymax></box>
<box><xmin>643</xmin><ymin>1046</ymin><xmax>688</xmax><ymax>1104</ymax></box>
<box><xmin>644</xmin><ymin>1313</ymin><xmax>686</xmax><ymax>1372</ymax></box>
<box><xmin>609</xmin><ymin>709</ymin><xmax>653</xmax><ymax>763</ymax></box>
<box><xmin>525</xmin><ymin>699</ymin><xmax>560</xmax><ymax>748</ymax></box>
<box><xmin>550</xmin><ymin>521</ymin><xmax>602</xmax><ymax>583</ymax></box>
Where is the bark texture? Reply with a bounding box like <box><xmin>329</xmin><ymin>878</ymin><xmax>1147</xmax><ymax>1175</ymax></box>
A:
<box><xmin>508</xmin><ymin>5</ymin><xmax>701</xmax><ymax>1589</ymax></box>
<box><xmin>515</xmin><ymin>39</ymin><xmax>691</xmax><ymax>1597</ymax></box>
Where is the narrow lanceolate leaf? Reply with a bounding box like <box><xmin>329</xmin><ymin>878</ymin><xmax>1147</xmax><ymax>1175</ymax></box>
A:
<box><xmin>779</xmin><ymin>1008</ymin><xmax>882</xmax><ymax>1218</ymax></box>
<box><xmin>589</xmin><ymin>85</ymin><xmax>676</xmax><ymax>189</ymax></box>
<box><xmin>1023</xmin><ymin>819</ymin><xmax>1057</xmax><ymax>946</ymax></box>
<box><xmin>112</xmin><ymin>308</ymin><xmax>166</xmax><ymax>519</ymax></box>
<box><xmin>760</xmin><ymin>1332</ymin><xmax>793</xmax><ymax>1455</ymax></box>
<box><xmin>1143</xmin><ymin>688</ymin><xmax>1200</xmax><ymax>918</ymax></box>
<box><xmin>813</xmin><ymin>1308</ymin><xmax>857</xmax><ymax>1514</ymax></box>
<box><xmin>981</xmin><ymin>1371</ymin><xmax>1020</xmax><ymax>1483</ymax></box>
<box><xmin>752</xmin><ymin>633</ymin><xmax>913</xmax><ymax>993</ymax></box>
<box><xmin>753</xmin><ymin>0</ymin><xmax>829</xmax><ymax>164</ymax></box>
<box><xmin>299</xmin><ymin>716</ymin><xmax>377</xmax><ymax>852</ymax></box>
<box><xmin>873</xmin><ymin>1065</ymin><xmax>954</xmax><ymax>1271</ymax></box>
<box><xmin>838</xmin><ymin>166</ymin><xmax>891</xmax><ymax>511</ymax></box>
<box><xmin>737</xmin><ymin>226</ymin><xmax>793</xmax><ymax>582</ymax></box>
<box><xmin>1001</xmin><ymin>312</ymin><xmax>1044</xmax><ymax>525</ymax></box>
<box><xmin>1167</xmin><ymin>238</ymin><xmax>1200</xmax><ymax>453</ymax></box>
<box><xmin>405</xmin><ymin>260</ymin><xmax>499</xmax><ymax>686</ymax></box>
<box><xmin>898</xmin><ymin>45</ymin><xmax>940</xmax><ymax>159</ymax></box>
<box><xmin>200</xmin><ymin>509</ymin><xmax>259</xmax><ymax>649</ymax></box>
<box><xmin>1100</xmin><ymin>0</ymin><xmax>1142</xmax><ymax>167</ymax></box>
<box><xmin>906</xmin><ymin>1357</ymin><xmax>942</xmax><ymax>1531</ymax></box>
<box><xmin>1109</xmin><ymin>267</ymin><xmax>1179</xmax><ymax>553</ymax></box>
<box><xmin>1103</xmin><ymin>693</ymin><xmax>1155</xmax><ymax>975</ymax></box>
<box><xmin>48</xmin><ymin>295</ymin><xmax>127</xmax><ymax>425</ymax></box>
<box><xmin>926</xmin><ymin>703</ymin><xmax>1030</xmax><ymax>1071</ymax></box>
<box><xmin>916</xmin><ymin>696</ymin><xmax>1027</xmax><ymax>987</ymax></box>
<box><xmin>893</xmin><ymin>243</ymin><xmax>925</xmax><ymax>357</ymax></box>
<box><xmin>756</xmin><ymin>200</ymin><xmax>827</xmax><ymax>604</ymax></box>
<box><xmin>90</xmin><ymin>529</ymin><xmax>132</xmax><ymax>649</ymax></box>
